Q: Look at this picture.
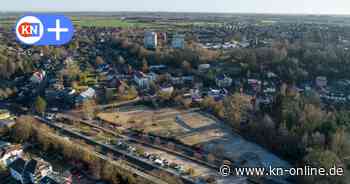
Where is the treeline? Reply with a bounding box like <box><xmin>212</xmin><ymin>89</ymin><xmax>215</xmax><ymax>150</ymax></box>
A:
<box><xmin>0</xmin><ymin>46</ymin><xmax>34</xmax><ymax>79</ymax></box>
<box><xmin>0</xmin><ymin>46</ymin><xmax>33</xmax><ymax>99</ymax></box>
<box><xmin>225</xmin><ymin>41</ymin><xmax>350</xmax><ymax>82</ymax></box>
<box><xmin>9</xmin><ymin>116</ymin><xmax>154</xmax><ymax>184</ymax></box>
<box><xmin>213</xmin><ymin>87</ymin><xmax>350</xmax><ymax>184</ymax></box>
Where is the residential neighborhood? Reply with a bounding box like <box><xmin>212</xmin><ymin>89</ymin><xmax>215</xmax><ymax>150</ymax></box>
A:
<box><xmin>0</xmin><ymin>8</ymin><xmax>350</xmax><ymax>184</ymax></box>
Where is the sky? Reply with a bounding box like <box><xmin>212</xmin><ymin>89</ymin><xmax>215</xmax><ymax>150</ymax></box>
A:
<box><xmin>1</xmin><ymin>0</ymin><xmax>350</xmax><ymax>15</ymax></box>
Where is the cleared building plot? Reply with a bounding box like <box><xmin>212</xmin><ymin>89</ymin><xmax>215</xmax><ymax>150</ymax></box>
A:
<box><xmin>97</xmin><ymin>107</ymin><xmax>191</xmax><ymax>136</ymax></box>
<box><xmin>97</xmin><ymin>106</ymin><xmax>290</xmax><ymax>171</ymax></box>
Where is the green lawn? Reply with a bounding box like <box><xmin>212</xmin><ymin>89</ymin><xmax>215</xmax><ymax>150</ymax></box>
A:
<box><xmin>171</xmin><ymin>21</ymin><xmax>223</xmax><ymax>27</ymax></box>
<box><xmin>0</xmin><ymin>20</ymin><xmax>15</xmax><ymax>28</ymax></box>
<box><xmin>75</xmin><ymin>19</ymin><xmax>152</xmax><ymax>28</ymax></box>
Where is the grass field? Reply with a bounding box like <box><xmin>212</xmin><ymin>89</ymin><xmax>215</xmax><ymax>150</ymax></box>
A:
<box><xmin>0</xmin><ymin>17</ymin><xmax>154</xmax><ymax>28</ymax></box>
<box><xmin>0</xmin><ymin>16</ymin><xmax>221</xmax><ymax>29</ymax></box>
<box><xmin>173</xmin><ymin>21</ymin><xmax>223</xmax><ymax>27</ymax></box>
<box><xmin>74</xmin><ymin>18</ymin><xmax>153</xmax><ymax>28</ymax></box>
<box><xmin>0</xmin><ymin>20</ymin><xmax>15</xmax><ymax>28</ymax></box>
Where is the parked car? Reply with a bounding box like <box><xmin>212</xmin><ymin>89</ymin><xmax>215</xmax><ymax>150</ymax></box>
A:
<box><xmin>46</xmin><ymin>113</ymin><xmax>56</xmax><ymax>120</ymax></box>
<box><xmin>154</xmin><ymin>159</ymin><xmax>164</xmax><ymax>167</ymax></box>
<box><xmin>169</xmin><ymin>162</ymin><xmax>178</xmax><ymax>169</ymax></box>
<box><xmin>143</xmin><ymin>152</ymin><xmax>151</xmax><ymax>158</ymax></box>
<box><xmin>163</xmin><ymin>159</ymin><xmax>169</xmax><ymax>167</ymax></box>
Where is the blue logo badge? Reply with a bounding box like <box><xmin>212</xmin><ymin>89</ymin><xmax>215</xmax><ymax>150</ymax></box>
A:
<box><xmin>15</xmin><ymin>14</ymin><xmax>74</xmax><ymax>46</ymax></box>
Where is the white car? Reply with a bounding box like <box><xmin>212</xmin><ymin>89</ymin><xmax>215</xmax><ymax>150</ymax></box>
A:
<box><xmin>46</xmin><ymin>113</ymin><xmax>55</xmax><ymax>120</ymax></box>
<box><xmin>154</xmin><ymin>159</ymin><xmax>164</xmax><ymax>167</ymax></box>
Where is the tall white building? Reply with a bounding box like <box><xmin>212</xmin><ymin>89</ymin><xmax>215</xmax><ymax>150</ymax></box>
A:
<box><xmin>144</xmin><ymin>31</ymin><xmax>158</xmax><ymax>49</ymax></box>
<box><xmin>134</xmin><ymin>71</ymin><xmax>157</xmax><ymax>89</ymax></box>
<box><xmin>171</xmin><ymin>34</ymin><xmax>185</xmax><ymax>49</ymax></box>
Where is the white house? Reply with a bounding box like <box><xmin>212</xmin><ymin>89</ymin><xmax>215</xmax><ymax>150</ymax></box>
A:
<box><xmin>0</xmin><ymin>109</ymin><xmax>11</xmax><ymax>120</ymax></box>
<box><xmin>144</xmin><ymin>31</ymin><xmax>158</xmax><ymax>49</ymax></box>
<box><xmin>75</xmin><ymin>87</ymin><xmax>96</xmax><ymax>104</ymax></box>
<box><xmin>160</xmin><ymin>86</ymin><xmax>174</xmax><ymax>94</ymax></box>
<box><xmin>215</xmin><ymin>74</ymin><xmax>232</xmax><ymax>88</ymax></box>
<box><xmin>80</xmin><ymin>88</ymin><xmax>96</xmax><ymax>99</ymax></box>
<box><xmin>171</xmin><ymin>76</ymin><xmax>193</xmax><ymax>85</ymax></box>
<box><xmin>198</xmin><ymin>64</ymin><xmax>210</xmax><ymax>73</ymax></box>
<box><xmin>208</xmin><ymin>88</ymin><xmax>228</xmax><ymax>99</ymax></box>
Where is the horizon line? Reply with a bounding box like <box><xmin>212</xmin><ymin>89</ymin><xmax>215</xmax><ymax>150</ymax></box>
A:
<box><xmin>1</xmin><ymin>10</ymin><xmax>350</xmax><ymax>16</ymax></box>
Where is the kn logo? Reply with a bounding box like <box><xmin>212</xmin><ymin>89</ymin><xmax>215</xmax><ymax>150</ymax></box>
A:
<box><xmin>16</xmin><ymin>16</ymin><xmax>44</xmax><ymax>44</ymax></box>
<box><xmin>15</xmin><ymin>14</ymin><xmax>74</xmax><ymax>46</ymax></box>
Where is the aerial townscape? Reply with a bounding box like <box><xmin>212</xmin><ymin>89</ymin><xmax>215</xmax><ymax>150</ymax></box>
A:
<box><xmin>1</xmin><ymin>10</ymin><xmax>350</xmax><ymax>184</ymax></box>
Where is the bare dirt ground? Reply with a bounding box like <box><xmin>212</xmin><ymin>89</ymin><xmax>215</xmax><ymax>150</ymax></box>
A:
<box><xmin>98</xmin><ymin>106</ymin><xmax>291</xmax><ymax>170</ymax></box>
<box><xmin>97</xmin><ymin>107</ymin><xmax>193</xmax><ymax>136</ymax></box>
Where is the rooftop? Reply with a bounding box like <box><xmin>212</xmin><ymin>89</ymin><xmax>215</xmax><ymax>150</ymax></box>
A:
<box><xmin>8</xmin><ymin>158</ymin><xmax>26</xmax><ymax>173</ymax></box>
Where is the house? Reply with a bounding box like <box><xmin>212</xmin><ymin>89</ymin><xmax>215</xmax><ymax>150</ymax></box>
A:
<box><xmin>0</xmin><ymin>144</ymin><xmax>23</xmax><ymax>166</ymax></box>
<box><xmin>248</xmin><ymin>79</ymin><xmax>262</xmax><ymax>92</ymax></box>
<box><xmin>0</xmin><ymin>109</ymin><xmax>11</xmax><ymax>120</ymax></box>
<box><xmin>30</xmin><ymin>70</ymin><xmax>46</xmax><ymax>84</ymax></box>
<box><xmin>262</xmin><ymin>82</ymin><xmax>277</xmax><ymax>94</ymax></box>
<box><xmin>9</xmin><ymin>158</ymin><xmax>53</xmax><ymax>184</ymax></box>
<box><xmin>215</xmin><ymin>74</ymin><xmax>232</xmax><ymax>88</ymax></box>
<box><xmin>198</xmin><ymin>64</ymin><xmax>210</xmax><ymax>73</ymax></box>
<box><xmin>63</xmin><ymin>57</ymin><xmax>74</xmax><ymax>66</ymax></box>
<box><xmin>267</xmin><ymin>71</ymin><xmax>278</xmax><ymax>79</ymax></box>
<box><xmin>134</xmin><ymin>71</ymin><xmax>156</xmax><ymax>89</ymax></box>
<box><xmin>0</xmin><ymin>109</ymin><xmax>14</xmax><ymax>132</ymax></box>
<box><xmin>189</xmin><ymin>89</ymin><xmax>202</xmax><ymax>102</ymax></box>
<box><xmin>80</xmin><ymin>88</ymin><xmax>96</xmax><ymax>99</ymax></box>
<box><xmin>40</xmin><ymin>176</ymin><xmax>60</xmax><ymax>184</ymax></box>
<box><xmin>40</xmin><ymin>171</ymin><xmax>72</xmax><ymax>184</ymax></box>
<box><xmin>0</xmin><ymin>119</ymin><xmax>16</xmax><ymax>130</ymax></box>
<box><xmin>208</xmin><ymin>88</ymin><xmax>228</xmax><ymax>100</ymax></box>
<box><xmin>316</xmin><ymin>76</ymin><xmax>328</xmax><ymax>88</ymax></box>
<box><xmin>263</xmin><ymin>87</ymin><xmax>276</xmax><ymax>94</ymax></box>
<box><xmin>144</xmin><ymin>31</ymin><xmax>157</xmax><ymax>49</ymax></box>
<box><xmin>75</xmin><ymin>88</ymin><xmax>96</xmax><ymax>104</ymax></box>
<box><xmin>160</xmin><ymin>85</ymin><xmax>174</xmax><ymax>94</ymax></box>
<box><xmin>149</xmin><ymin>65</ymin><xmax>167</xmax><ymax>73</ymax></box>
<box><xmin>8</xmin><ymin>157</ymin><xmax>26</xmax><ymax>182</ymax></box>
<box><xmin>171</xmin><ymin>76</ymin><xmax>194</xmax><ymax>85</ymax></box>
<box><xmin>239</xmin><ymin>41</ymin><xmax>250</xmax><ymax>48</ymax></box>
<box><xmin>171</xmin><ymin>34</ymin><xmax>185</xmax><ymax>49</ymax></box>
<box><xmin>171</xmin><ymin>77</ymin><xmax>182</xmax><ymax>85</ymax></box>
